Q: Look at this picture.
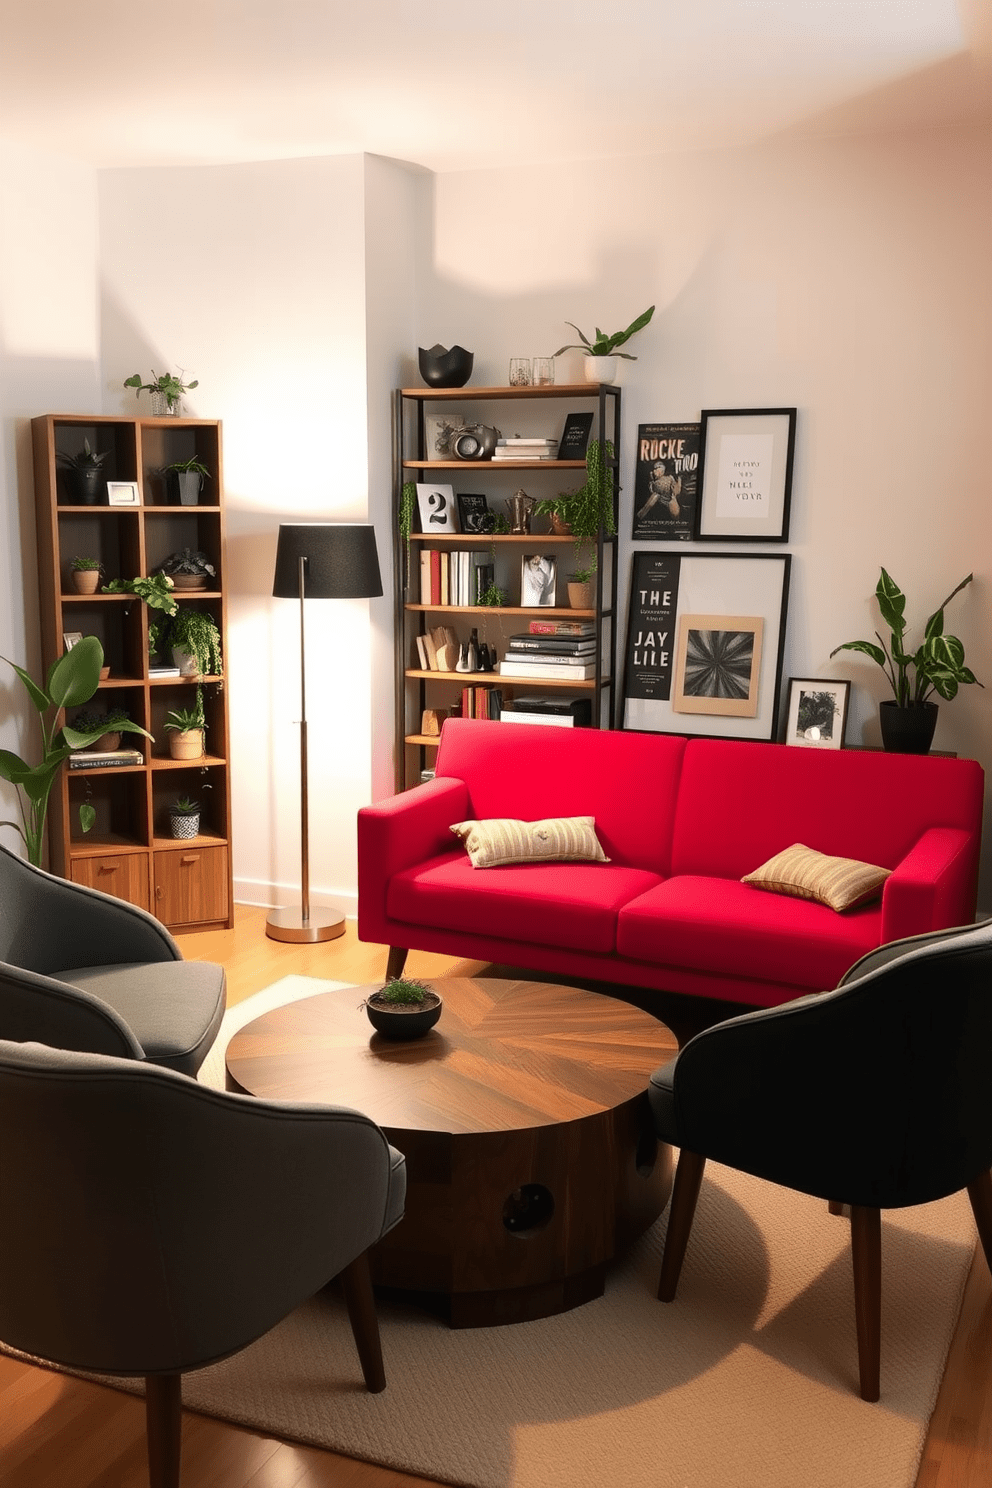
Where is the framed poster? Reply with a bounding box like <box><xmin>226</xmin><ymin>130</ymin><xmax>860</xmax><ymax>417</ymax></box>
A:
<box><xmin>520</xmin><ymin>553</ymin><xmax>557</xmax><ymax>607</ymax></box>
<box><xmin>694</xmin><ymin>408</ymin><xmax>796</xmax><ymax>542</ymax></box>
<box><xmin>631</xmin><ymin>422</ymin><xmax>699</xmax><ymax>541</ymax></box>
<box><xmin>416</xmin><ymin>482</ymin><xmax>458</xmax><ymax>533</ymax></box>
<box><xmin>784</xmin><ymin>678</ymin><xmax>850</xmax><ymax>749</ymax></box>
<box><xmin>621</xmin><ymin>551</ymin><xmax>791</xmax><ymax>740</ymax></box>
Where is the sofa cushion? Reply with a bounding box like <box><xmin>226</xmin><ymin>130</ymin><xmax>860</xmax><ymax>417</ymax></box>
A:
<box><xmin>450</xmin><ymin>815</ymin><xmax>609</xmax><ymax>868</ymax></box>
<box><xmin>742</xmin><ymin>844</ymin><xmax>890</xmax><ymax>912</ymax></box>
<box><xmin>616</xmin><ymin>876</ymin><xmax>881</xmax><ymax>991</ymax></box>
<box><xmin>387</xmin><ymin>852</ymin><xmax>662</xmax><ymax>955</ymax></box>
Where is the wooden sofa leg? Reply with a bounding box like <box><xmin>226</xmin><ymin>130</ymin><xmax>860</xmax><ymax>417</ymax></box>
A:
<box><xmin>385</xmin><ymin>947</ymin><xmax>408</xmax><ymax>980</ymax></box>
<box><xmin>658</xmin><ymin>1150</ymin><xmax>706</xmax><ymax>1302</ymax></box>
<box><xmin>145</xmin><ymin>1372</ymin><xmax>182</xmax><ymax>1488</ymax></box>
<box><xmin>966</xmin><ymin>1169</ymin><xmax>992</xmax><ymax>1275</ymax></box>
<box><xmin>340</xmin><ymin>1251</ymin><xmax>387</xmax><ymax>1393</ymax></box>
<box><xmin>850</xmin><ymin>1205</ymin><xmax>881</xmax><ymax>1402</ymax></box>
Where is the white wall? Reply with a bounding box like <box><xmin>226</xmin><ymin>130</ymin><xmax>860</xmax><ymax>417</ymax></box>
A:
<box><xmin>0</xmin><ymin>141</ymin><xmax>101</xmax><ymax>861</ymax></box>
<box><xmin>418</xmin><ymin>118</ymin><xmax>992</xmax><ymax>903</ymax></box>
<box><xmin>98</xmin><ymin>154</ymin><xmax>380</xmax><ymax>914</ymax></box>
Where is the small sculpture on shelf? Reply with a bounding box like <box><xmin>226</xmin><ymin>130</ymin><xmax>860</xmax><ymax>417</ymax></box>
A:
<box><xmin>417</xmin><ymin>344</ymin><xmax>474</xmax><ymax>389</ymax></box>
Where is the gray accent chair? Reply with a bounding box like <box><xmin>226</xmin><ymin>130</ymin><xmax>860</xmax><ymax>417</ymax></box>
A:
<box><xmin>648</xmin><ymin>920</ymin><xmax>992</xmax><ymax>1401</ymax></box>
<box><xmin>0</xmin><ymin>842</ymin><xmax>225</xmax><ymax>1074</ymax></box>
<box><xmin>0</xmin><ymin>1038</ymin><xmax>407</xmax><ymax>1488</ymax></box>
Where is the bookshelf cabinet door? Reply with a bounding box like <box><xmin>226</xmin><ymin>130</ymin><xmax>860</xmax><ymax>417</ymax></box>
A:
<box><xmin>71</xmin><ymin>853</ymin><xmax>151</xmax><ymax>912</ymax></box>
<box><xmin>154</xmin><ymin>845</ymin><xmax>229</xmax><ymax>928</ymax></box>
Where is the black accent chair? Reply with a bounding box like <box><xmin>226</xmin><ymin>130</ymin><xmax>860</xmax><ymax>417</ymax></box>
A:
<box><xmin>0</xmin><ymin>1038</ymin><xmax>407</xmax><ymax>1488</ymax></box>
<box><xmin>648</xmin><ymin>921</ymin><xmax>992</xmax><ymax>1401</ymax></box>
<box><xmin>0</xmin><ymin>841</ymin><xmax>225</xmax><ymax>1074</ymax></box>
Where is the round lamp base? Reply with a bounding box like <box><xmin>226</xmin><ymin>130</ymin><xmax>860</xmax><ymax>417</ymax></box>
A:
<box><xmin>265</xmin><ymin>906</ymin><xmax>347</xmax><ymax>944</ymax></box>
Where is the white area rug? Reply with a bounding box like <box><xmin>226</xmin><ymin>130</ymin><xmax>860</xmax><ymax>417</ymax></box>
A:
<box><xmin>58</xmin><ymin>980</ymin><xmax>992</xmax><ymax>1487</ymax></box>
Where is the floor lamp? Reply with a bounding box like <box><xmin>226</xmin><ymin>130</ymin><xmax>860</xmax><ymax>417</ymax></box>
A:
<box><xmin>267</xmin><ymin>523</ymin><xmax>383</xmax><ymax>943</ymax></box>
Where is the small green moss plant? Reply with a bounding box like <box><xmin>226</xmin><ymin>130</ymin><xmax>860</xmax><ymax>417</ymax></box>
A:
<box><xmin>71</xmin><ymin>556</ymin><xmax>102</xmax><ymax>572</ymax></box>
<box><xmin>372</xmin><ymin>978</ymin><xmax>433</xmax><ymax>1006</ymax></box>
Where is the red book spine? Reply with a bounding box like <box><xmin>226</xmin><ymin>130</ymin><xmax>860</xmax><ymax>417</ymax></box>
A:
<box><xmin>430</xmin><ymin>549</ymin><xmax>441</xmax><ymax>606</ymax></box>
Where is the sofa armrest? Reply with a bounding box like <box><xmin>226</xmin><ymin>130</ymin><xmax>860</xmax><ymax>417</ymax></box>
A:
<box><xmin>358</xmin><ymin>777</ymin><xmax>470</xmax><ymax>939</ymax></box>
<box><xmin>881</xmin><ymin>826</ymin><xmax>979</xmax><ymax>942</ymax></box>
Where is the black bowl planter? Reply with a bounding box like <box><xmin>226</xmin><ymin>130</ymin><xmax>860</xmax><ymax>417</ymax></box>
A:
<box><xmin>418</xmin><ymin>344</ymin><xmax>474</xmax><ymax>389</ymax></box>
<box><xmin>879</xmin><ymin>699</ymin><xmax>939</xmax><ymax>755</ymax></box>
<box><xmin>364</xmin><ymin>990</ymin><xmax>443</xmax><ymax>1041</ymax></box>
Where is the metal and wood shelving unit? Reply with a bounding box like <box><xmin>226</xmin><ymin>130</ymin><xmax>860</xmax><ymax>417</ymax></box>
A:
<box><xmin>393</xmin><ymin>383</ymin><xmax>621</xmax><ymax>791</ymax></box>
<box><xmin>31</xmin><ymin>413</ymin><xmax>234</xmax><ymax>931</ymax></box>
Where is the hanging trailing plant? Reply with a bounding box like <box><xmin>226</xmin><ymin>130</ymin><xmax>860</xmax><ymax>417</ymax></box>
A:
<box><xmin>533</xmin><ymin>438</ymin><xmax>616</xmax><ymax>550</ymax></box>
<box><xmin>399</xmin><ymin>481</ymin><xmax>417</xmax><ymax>589</ymax></box>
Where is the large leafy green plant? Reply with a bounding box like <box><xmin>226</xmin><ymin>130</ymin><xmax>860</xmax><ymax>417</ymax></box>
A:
<box><xmin>830</xmin><ymin>568</ymin><xmax>981</xmax><ymax>705</ymax></box>
<box><xmin>0</xmin><ymin>636</ymin><xmax>152</xmax><ymax>865</ymax></box>
<box><xmin>553</xmin><ymin>305</ymin><xmax>655</xmax><ymax>359</ymax></box>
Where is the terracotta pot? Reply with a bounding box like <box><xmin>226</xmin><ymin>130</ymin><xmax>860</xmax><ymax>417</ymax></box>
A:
<box><xmin>89</xmin><ymin>731</ymin><xmax>121</xmax><ymax>752</ymax></box>
<box><xmin>549</xmin><ymin>512</ymin><xmax>573</xmax><ymax>536</ymax></box>
<box><xmin>71</xmin><ymin>569</ymin><xmax>101</xmax><ymax>593</ymax></box>
<box><xmin>170</xmin><ymin>573</ymin><xmax>208</xmax><ymax>590</ymax></box>
<box><xmin>168</xmin><ymin>729</ymin><xmax>204</xmax><ymax>761</ymax></box>
<box><xmin>567</xmin><ymin>580</ymin><xmax>595</xmax><ymax>609</ymax></box>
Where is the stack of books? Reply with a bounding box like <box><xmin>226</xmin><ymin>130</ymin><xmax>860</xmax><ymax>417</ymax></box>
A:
<box><xmin>461</xmin><ymin>684</ymin><xmax>503</xmax><ymax>720</ymax></box>
<box><xmin>492</xmin><ymin>437</ymin><xmax>559</xmax><ymax>461</ymax></box>
<box><xmin>68</xmin><ymin>748</ymin><xmax>144</xmax><ymax>770</ymax></box>
<box><xmin>499</xmin><ymin>696</ymin><xmax>593</xmax><ymax>727</ymax></box>
<box><xmin>420</xmin><ymin>551</ymin><xmax>495</xmax><ymax>606</ymax></box>
<box><xmin>498</xmin><ymin>621</ymin><xmax>597</xmax><ymax>681</ymax></box>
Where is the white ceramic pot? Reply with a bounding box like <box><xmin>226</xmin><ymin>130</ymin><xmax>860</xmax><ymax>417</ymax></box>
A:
<box><xmin>172</xmin><ymin>647</ymin><xmax>200</xmax><ymax>678</ymax></box>
<box><xmin>584</xmin><ymin>356</ymin><xmax>617</xmax><ymax>384</ymax></box>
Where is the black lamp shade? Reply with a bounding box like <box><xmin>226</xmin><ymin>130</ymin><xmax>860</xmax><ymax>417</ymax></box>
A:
<box><xmin>272</xmin><ymin>523</ymin><xmax>383</xmax><ymax>600</ymax></box>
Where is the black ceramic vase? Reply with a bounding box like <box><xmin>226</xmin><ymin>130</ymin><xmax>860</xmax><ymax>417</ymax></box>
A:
<box><xmin>418</xmin><ymin>344</ymin><xmax>474</xmax><ymax>389</ymax></box>
<box><xmin>365</xmin><ymin>991</ymin><xmax>442</xmax><ymax>1041</ymax></box>
<box><xmin>70</xmin><ymin>468</ymin><xmax>104</xmax><ymax>505</ymax></box>
<box><xmin>879</xmin><ymin>699</ymin><xmax>938</xmax><ymax>754</ymax></box>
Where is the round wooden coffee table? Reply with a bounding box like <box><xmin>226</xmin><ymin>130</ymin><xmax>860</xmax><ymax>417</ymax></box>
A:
<box><xmin>225</xmin><ymin>977</ymin><xmax>677</xmax><ymax>1327</ymax></box>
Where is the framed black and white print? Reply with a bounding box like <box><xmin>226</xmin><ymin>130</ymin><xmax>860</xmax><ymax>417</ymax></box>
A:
<box><xmin>416</xmin><ymin>482</ymin><xmax>458</xmax><ymax>533</ymax></box>
<box><xmin>620</xmin><ymin>551</ymin><xmax>791</xmax><ymax>739</ymax></box>
<box><xmin>106</xmin><ymin>480</ymin><xmax>141</xmax><ymax>506</ymax></box>
<box><xmin>694</xmin><ymin>407</ymin><xmax>797</xmax><ymax>542</ymax></box>
<box><xmin>456</xmin><ymin>492</ymin><xmax>494</xmax><ymax>533</ymax></box>
<box><xmin>784</xmin><ymin>677</ymin><xmax>850</xmax><ymax>749</ymax></box>
<box><xmin>520</xmin><ymin>553</ymin><xmax>557</xmax><ymax>607</ymax></box>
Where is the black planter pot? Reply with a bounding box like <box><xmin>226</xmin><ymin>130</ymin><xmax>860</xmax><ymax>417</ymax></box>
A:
<box><xmin>418</xmin><ymin>344</ymin><xmax>474</xmax><ymax>389</ymax></box>
<box><xmin>70</xmin><ymin>467</ymin><xmax>104</xmax><ymax>505</ymax></box>
<box><xmin>364</xmin><ymin>991</ymin><xmax>442</xmax><ymax>1041</ymax></box>
<box><xmin>879</xmin><ymin>699</ymin><xmax>938</xmax><ymax>755</ymax></box>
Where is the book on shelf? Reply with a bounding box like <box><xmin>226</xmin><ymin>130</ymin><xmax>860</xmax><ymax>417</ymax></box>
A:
<box><xmin>148</xmin><ymin>664</ymin><xmax>181</xmax><ymax>677</ymax></box>
<box><xmin>460</xmin><ymin>684</ymin><xmax>502</xmax><ymax>720</ymax></box>
<box><xmin>499</xmin><ymin>658</ymin><xmax>597</xmax><ymax>680</ymax></box>
<box><xmin>68</xmin><ymin>748</ymin><xmax>143</xmax><ymax>769</ymax></box>
<box><xmin>500</xmin><ymin>696</ymin><xmax>593</xmax><ymax>726</ymax></box>
<box><xmin>430</xmin><ymin>549</ymin><xmax>442</xmax><ymax>606</ymax></box>
<box><xmin>419</xmin><ymin>549</ymin><xmax>432</xmax><ymax>605</ymax></box>
<box><xmin>508</xmin><ymin>633</ymin><xmax>597</xmax><ymax>655</ymax></box>
<box><xmin>527</xmin><ymin>619</ymin><xmax>596</xmax><ymax>637</ymax></box>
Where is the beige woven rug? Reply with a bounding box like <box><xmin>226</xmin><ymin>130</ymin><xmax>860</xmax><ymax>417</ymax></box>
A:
<box><xmin>44</xmin><ymin>979</ymin><xmax>991</xmax><ymax>1488</ymax></box>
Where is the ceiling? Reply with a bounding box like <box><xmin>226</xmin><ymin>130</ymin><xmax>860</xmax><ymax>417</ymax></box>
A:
<box><xmin>1</xmin><ymin>1</ymin><xmax>989</xmax><ymax>174</ymax></box>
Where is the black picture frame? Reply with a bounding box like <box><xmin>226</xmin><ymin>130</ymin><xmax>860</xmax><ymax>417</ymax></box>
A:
<box><xmin>694</xmin><ymin>407</ymin><xmax>797</xmax><ymax>542</ymax></box>
<box><xmin>620</xmin><ymin>550</ymin><xmax>791</xmax><ymax>740</ymax></box>
<box><xmin>784</xmin><ymin>677</ymin><xmax>851</xmax><ymax>749</ymax></box>
<box><xmin>456</xmin><ymin>492</ymin><xmax>494</xmax><ymax>534</ymax></box>
<box><xmin>558</xmin><ymin>412</ymin><xmax>594</xmax><ymax>460</ymax></box>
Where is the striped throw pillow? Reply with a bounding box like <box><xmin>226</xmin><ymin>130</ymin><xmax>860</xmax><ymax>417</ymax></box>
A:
<box><xmin>450</xmin><ymin>816</ymin><xmax>609</xmax><ymax>869</ymax></box>
<box><xmin>742</xmin><ymin>843</ymin><xmax>890</xmax><ymax>912</ymax></box>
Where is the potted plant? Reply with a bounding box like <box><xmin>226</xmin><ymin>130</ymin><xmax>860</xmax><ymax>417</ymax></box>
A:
<box><xmin>360</xmin><ymin>978</ymin><xmax>442</xmax><ymax>1041</ymax></box>
<box><xmin>553</xmin><ymin>305</ymin><xmax>655</xmax><ymax>383</ymax></box>
<box><xmin>830</xmin><ymin>568</ymin><xmax>981</xmax><ymax>754</ymax></box>
<box><xmin>0</xmin><ymin>636</ymin><xmax>152</xmax><ymax>863</ymax></box>
<box><xmin>168</xmin><ymin>795</ymin><xmax>202</xmax><ymax>840</ymax></box>
<box><xmin>69</xmin><ymin>704</ymin><xmax>138</xmax><ymax>753</ymax></box>
<box><xmin>163</xmin><ymin>456</ymin><xmax>211</xmax><ymax>507</ymax></box>
<box><xmin>150</xmin><ymin>608</ymin><xmax>223</xmax><ymax>679</ymax></box>
<box><xmin>69</xmin><ymin>556</ymin><xmax>103</xmax><ymax>594</ymax></box>
<box><xmin>57</xmin><ymin>440</ymin><xmax>111</xmax><ymax>505</ymax></box>
<box><xmin>158</xmin><ymin>548</ymin><xmax>216</xmax><ymax>590</ymax></box>
<box><xmin>533</xmin><ymin>439</ymin><xmax>616</xmax><ymax>543</ymax></box>
<box><xmin>163</xmin><ymin>693</ymin><xmax>206</xmax><ymax>760</ymax></box>
<box><xmin>566</xmin><ymin>556</ymin><xmax>597</xmax><ymax>610</ymax></box>
<box><xmin>124</xmin><ymin>369</ymin><xmax>198</xmax><ymax>416</ymax></box>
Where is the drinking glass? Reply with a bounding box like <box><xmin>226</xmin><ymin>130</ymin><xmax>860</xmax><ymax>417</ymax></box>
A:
<box><xmin>532</xmin><ymin>357</ymin><xmax>554</xmax><ymax>386</ymax></box>
<box><xmin>508</xmin><ymin>358</ymin><xmax>531</xmax><ymax>386</ymax></box>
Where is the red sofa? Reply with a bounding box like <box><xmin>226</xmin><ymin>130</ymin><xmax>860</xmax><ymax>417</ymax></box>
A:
<box><xmin>358</xmin><ymin>719</ymin><xmax>984</xmax><ymax>1009</ymax></box>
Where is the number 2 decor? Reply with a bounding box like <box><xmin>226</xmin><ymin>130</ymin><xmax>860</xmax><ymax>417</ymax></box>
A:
<box><xmin>416</xmin><ymin>481</ymin><xmax>458</xmax><ymax>533</ymax></box>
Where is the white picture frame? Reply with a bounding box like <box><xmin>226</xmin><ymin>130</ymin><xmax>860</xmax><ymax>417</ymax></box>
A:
<box><xmin>416</xmin><ymin>482</ymin><xmax>458</xmax><ymax>533</ymax></box>
<box><xmin>63</xmin><ymin>631</ymin><xmax>83</xmax><ymax>651</ymax></box>
<box><xmin>106</xmin><ymin>480</ymin><xmax>141</xmax><ymax>507</ymax></box>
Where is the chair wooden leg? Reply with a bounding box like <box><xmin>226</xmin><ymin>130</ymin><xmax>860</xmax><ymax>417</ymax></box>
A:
<box><xmin>340</xmin><ymin>1250</ymin><xmax>386</xmax><ymax>1393</ymax></box>
<box><xmin>966</xmin><ymin>1169</ymin><xmax>992</xmax><ymax>1276</ymax></box>
<box><xmin>385</xmin><ymin>947</ymin><xmax>408</xmax><ymax>981</ymax></box>
<box><xmin>145</xmin><ymin>1373</ymin><xmax>183</xmax><ymax>1488</ymax></box>
<box><xmin>658</xmin><ymin>1149</ymin><xmax>706</xmax><ymax>1302</ymax></box>
<box><xmin>850</xmin><ymin>1205</ymin><xmax>881</xmax><ymax>1402</ymax></box>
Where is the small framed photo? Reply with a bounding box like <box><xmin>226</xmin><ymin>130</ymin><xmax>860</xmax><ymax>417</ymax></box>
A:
<box><xmin>423</xmin><ymin>413</ymin><xmax>465</xmax><ymax>460</ymax></box>
<box><xmin>695</xmin><ymin>407</ymin><xmax>797</xmax><ymax>542</ymax></box>
<box><xmin>520</xmin><ymin>553</ymin><xmax>557</xmax><ymax>607</ymax></box>
<box><xmin>456</xmin><ymin>492</ymin><xmax>494</xmax><ymax>534</ymax></box>
<box><xmin>785</xmin><ymin>678</ymin><xmax>850</xmax><ymax>749</ymax></box>
<box><xmin>106</xmin><ymin>480</ymin><xmax>141</xmax><ymax>506</ymax></box>
<box><xmin>63</xmin><ymin>632</ymin><xmax>83</xmax><ymax>651</ymax></box>
<box><xmin>416</xmin><ymin>482</ymin><xmax>458</xmax><ymax>533</ymax></box>
<box><xmin>671</xmin><ymin>614</ymin><xmax>764</xmax><ymax>718</ymax></box>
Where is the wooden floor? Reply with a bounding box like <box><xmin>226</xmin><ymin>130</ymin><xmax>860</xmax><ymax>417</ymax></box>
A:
<box><xmin>2</xmin><ymin>904</ymin><xmax>990</xmax><ymax>1487</ymax></box>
